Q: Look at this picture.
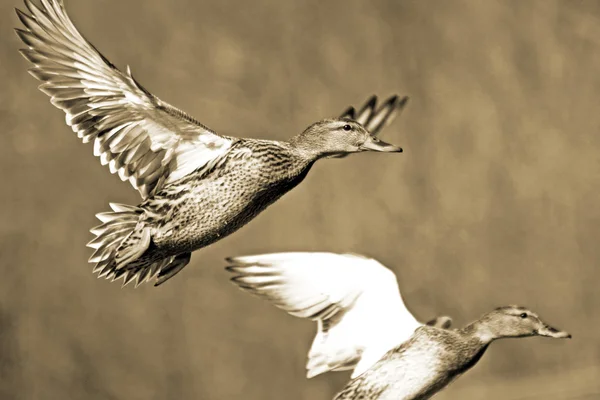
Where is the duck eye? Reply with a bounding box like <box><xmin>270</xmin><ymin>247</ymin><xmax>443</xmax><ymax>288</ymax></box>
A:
<box><xmin>343</xmin><ymin>124</ymin><xmax>352</xmax><ymax>131</ymax></box>
<box><xmin>520</xmin><ymin>313</ymin><xmax>528</xmax><ymax>319</ymax></box>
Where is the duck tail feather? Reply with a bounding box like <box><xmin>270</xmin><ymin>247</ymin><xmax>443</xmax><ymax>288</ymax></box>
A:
<box><xmin>87</xmin><ymin>204</ymin><xmax>152</xmax><ymax>284</ymax></box>
<box><xmin>154</xmin><ymin>252</ymin><xmax>191</xmax><ymax>287</ymax></box>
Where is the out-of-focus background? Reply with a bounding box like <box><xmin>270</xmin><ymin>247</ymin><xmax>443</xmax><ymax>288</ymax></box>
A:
<box><xmin>1</xmin><ymin>0</ymin><xmax>598</xmax><ymax>399</ymax></box>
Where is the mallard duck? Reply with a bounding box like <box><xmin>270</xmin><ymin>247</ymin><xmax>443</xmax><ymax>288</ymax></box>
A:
<box><xmin>334</xmin><ymin>305</ymin><xmax>571</xmax><ymax>400</ymax></box>
<box><xmin>226</xmin><ymin>252</ymin><xmax>453</xmax><ymax>379</ymax></box>
<box><xmin>15</xmin><ymin>0</ymin><xmax>408</xmax><ymax>287</ymax></box>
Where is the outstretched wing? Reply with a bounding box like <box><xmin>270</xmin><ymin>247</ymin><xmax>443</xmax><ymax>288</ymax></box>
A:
<box><xmin>340</xmin><ymin>95</ymin><xmax>409</xmax><ymax>137</ymax></box>
<box><xmin>225</xmin><ymin>252</ymin><xmax>421</xmax><ymax>378</ymax></box>
<box><xmin>227</xmin><ymin>252</ymin><xmax>368</xmax><ymax>320</ymax></box>
<box><xmin>15</xmin><ymin>0</ymin><xmax>233</xmax><ymax>199</ymax></box>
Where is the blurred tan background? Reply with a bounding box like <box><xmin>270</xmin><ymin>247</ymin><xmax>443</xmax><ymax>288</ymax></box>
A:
<box><xmin>1</xmin><ymin>0</ymin><xmax>599</xmax><ymax>399</ymax></box>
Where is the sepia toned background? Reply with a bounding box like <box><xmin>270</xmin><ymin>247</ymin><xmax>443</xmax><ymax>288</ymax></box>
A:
<box><xmin>0</xmin><ymin>0</ymin><xmax>599</xmax><ymax>399</ymax></box>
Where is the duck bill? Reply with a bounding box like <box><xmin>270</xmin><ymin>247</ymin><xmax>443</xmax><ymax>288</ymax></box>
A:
<box><xmin>359</xmin><ymin>136</ymin><xmax>403</xmax><ymax>153</ymax></box>
<box><xmin>537</xmin><ymin>325</ymin><xmax>572</xmax><ymax>339</ymax></box>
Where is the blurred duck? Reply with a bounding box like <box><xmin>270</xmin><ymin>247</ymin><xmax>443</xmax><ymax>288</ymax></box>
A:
<box><xmin>15</xmin><ymin>0</ymin><xmax>407</xmax><ymax>287</ymax></box>
<box><xmin>226</xmin><ymin>252</ymin><xmax>453</xmax><ymax>379</ymax></box>
<box><xmin>334</xmin><ymin>305</ymin><xmax>571</xmax><ymax>400</ymax></box>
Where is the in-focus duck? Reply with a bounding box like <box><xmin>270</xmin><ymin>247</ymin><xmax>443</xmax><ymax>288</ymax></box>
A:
<box><xmin>226</xmin><ymin>252</ymin><xmax>453</xmax><ymax>379</ymax></box>
<box><xmin>334</xmin><ymin>305</ymin><xmax>571</xmax><ymax>400</ymax></box>
<box><xmin>15</xmin><ymin>0</ymin><xmax>408</xmax><ymax>286</ymax></box>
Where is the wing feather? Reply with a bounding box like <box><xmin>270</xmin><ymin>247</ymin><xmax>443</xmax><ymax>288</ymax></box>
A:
<box><xmin>225</xmin><ymin>252</ymin><xmax>420</xmax><ymax>378</ymax></box>
<box><xmin>16</xmin><ymin>0</ymin><xmax>233</xmax><ymax>199</ymax></box>
<box><xmin>340</xmin><ymin>95</ymin><xmax>409</xmax><ymax>137</ymax></box>
<box><xmin>226</xmin><ymin>253</ymin><xmax>366</xmax><ymax>320</ymax></box>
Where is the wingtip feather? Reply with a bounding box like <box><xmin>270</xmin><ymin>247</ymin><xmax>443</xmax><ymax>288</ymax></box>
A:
<box><xmin>15</xmin><ymin>8</ymin><xmax>31</xmax><ymax>27</ymax></box>
<box><xmin>365</xmin><ymin>95</ymin><xmax>377</xmax><ymax>107</ymax></box>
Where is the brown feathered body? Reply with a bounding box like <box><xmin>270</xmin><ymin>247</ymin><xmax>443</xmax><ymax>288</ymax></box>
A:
<box><xmin>334</xmin><ymin>326</ymin><xmax>486</xmax><ymax>400</ymax></box>
<box><xmin>148</xmin><ymin>141</ymin><xmax>312</xmax><ymax>253</ymax></box>
<box><xmin>110</xmin><ymin>140</ymin><xmax>313</xmax><ymax>285</ymax></box>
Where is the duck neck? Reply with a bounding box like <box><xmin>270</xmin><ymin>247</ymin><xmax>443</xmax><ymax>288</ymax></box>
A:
<box><xmin>459</xmin><ymin>320</ymin><xmax>500</xmax><ymax>346</ymax></box>
<box><xmin>288</xmin><ymin>136</ymin><xmax>328</xmax><ymax>161</ymax></box>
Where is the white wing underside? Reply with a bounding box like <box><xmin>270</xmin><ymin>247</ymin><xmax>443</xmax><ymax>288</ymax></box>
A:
<box><xmin>226</xmin><ymin>252</ymin><xmax>422</xmax><ymax>378</ymax></box>
<box><xmin>16</xmin><ymin>0</ymin><xmax>232</xmax><ymax>199</ymax></box>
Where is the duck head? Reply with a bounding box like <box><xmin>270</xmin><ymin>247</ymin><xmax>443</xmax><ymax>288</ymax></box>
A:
<box><xmin>290</xmin><ymin>119</ymin><xmax>403</xmax><ymax>159</ymax></box>
<box><xmin>471</xmin><ymin>305</ymin><xmax>571</xmax><ymax>343</ymax></box>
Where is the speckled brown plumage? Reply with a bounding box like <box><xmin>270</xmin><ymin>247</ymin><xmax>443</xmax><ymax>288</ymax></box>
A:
<box><xmin>334</xmin><ymin>327</ymin><xmax>485</xmax><ymax>400</ymax></box>
<box><xmin>333</xmin><ymin>306</ymin><xmax>570</xmax><ymax>400</ymax></box>
<box><xmin>15</xmin><ymin>0</ymin><xmax>408</xmax><ymax>287</ymax></box>
<box><xmin>117</xmin><ymin>139</ymin><xmax>315</xmax><ymax>285</ymax></box>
